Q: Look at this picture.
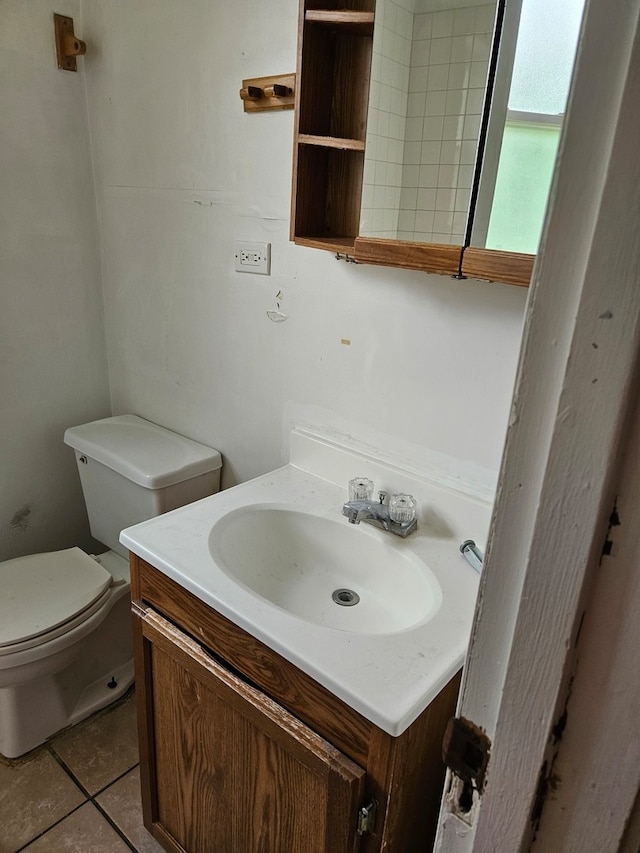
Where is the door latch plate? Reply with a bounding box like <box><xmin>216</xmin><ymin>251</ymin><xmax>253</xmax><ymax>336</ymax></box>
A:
<box><xmin>442</xmin><ymin>716</ymin><xmax>491</xmax><ymax>792</ymax></box>
<box><xmin>357</xmin><ymin>800</ymin><xmax>377</xmax><ymax>835</ymax></box>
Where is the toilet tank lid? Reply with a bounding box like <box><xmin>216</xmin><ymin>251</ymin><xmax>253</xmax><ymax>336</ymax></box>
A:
<box><xmin>64</xmin><ymin>415</ymin><xmax>222</xmax><ymax>489</ymax></box>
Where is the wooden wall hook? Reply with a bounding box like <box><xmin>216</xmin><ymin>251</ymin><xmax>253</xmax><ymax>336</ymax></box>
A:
<box><xmin>54</xmin><ymin>13</ymin><xmax>86</xmax><ymax>72</ymax></box>
<box><xmin>64</xmin><ymin>31</ymin><xmax>87</xmax><ymax>57</ymax></box>
<box><xmin>264</xmin><ymin>84</ymin><xmax>293</xmax><ymax>98</ymax></box>
<box><xmin>240</xmin><ymin>86</ymin><xmax>263</xmax><ymax>102</ymax></box>
<box><xmin>240</xmin><ymin>74</ymin><xmax>296</xmax><ymax>113</ymax></box>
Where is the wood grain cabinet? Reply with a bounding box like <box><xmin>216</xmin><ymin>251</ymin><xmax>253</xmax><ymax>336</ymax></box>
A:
<box><xmin>290</xmin><ymin>0</ymin><xmax>375</xmax><ymax>254</ymax></box>
<box><xmin>131</xmin><ymin>555</ymin><xmax>460</xmax><ymax>853</ymax></box>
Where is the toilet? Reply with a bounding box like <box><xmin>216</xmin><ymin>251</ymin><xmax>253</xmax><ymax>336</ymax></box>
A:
<box><xmin>0</xmin><ymin>415</ymin><xmax>221</xmax><ymax>758</ymax></box>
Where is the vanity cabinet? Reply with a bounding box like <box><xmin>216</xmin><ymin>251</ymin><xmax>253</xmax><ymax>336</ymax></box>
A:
<box><xmin>131</xmin><ymin>555</ymin><xmax>460</xmax><ymax>853</ymax></box>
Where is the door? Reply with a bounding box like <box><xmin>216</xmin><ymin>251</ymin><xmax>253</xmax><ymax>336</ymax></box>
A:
<box><xmin>433</xmin><ymin>0</ymin><xmax>640</xmax><ymax>848</ymax></box>
<box><xmin>134</xmin><ymin>605</ymin><xmax>366</xmax><ymax>853</ymax></box>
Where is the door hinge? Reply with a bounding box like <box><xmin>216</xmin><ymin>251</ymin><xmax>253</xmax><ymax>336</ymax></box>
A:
<box><xmin>442</xmin><ymin>716</ymin><xmax>491</xmax><ymax>793</ymax></box>
<box><xmin>357</xmin><ymin>800</ymin><xmax>377</xmax><ymax>835</ymax></box>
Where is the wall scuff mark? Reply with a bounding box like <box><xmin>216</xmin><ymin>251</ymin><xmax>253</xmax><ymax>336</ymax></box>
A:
<box><xmin>10</xmin><ymin>505</ymin><xmax>31</xmax><ymax>531</ymax></box>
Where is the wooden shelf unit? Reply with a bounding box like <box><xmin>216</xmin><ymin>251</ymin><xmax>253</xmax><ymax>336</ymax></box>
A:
<box><xmin>291</xmin><ymin>1</ymin><xmax>375</xmax><ymax>251</ymax></box>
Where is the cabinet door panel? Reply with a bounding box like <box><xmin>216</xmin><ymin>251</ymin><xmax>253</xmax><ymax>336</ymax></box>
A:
<box><xmin>136</xmin><ymin>606</ymin><xmax>365</xmax><ymax>853</ymax></box>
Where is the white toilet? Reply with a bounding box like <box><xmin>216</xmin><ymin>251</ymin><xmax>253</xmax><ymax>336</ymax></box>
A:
<box><xmin>0</xmin><ymin>414</ymin><xmax>221</xmax><ymax>758</ymax></box>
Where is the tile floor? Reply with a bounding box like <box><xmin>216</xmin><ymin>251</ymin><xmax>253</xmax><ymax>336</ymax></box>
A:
<box><xmin>0</xmin><ymin>691</ymin><xmax>163</xmax><ymax>852</ymax></box>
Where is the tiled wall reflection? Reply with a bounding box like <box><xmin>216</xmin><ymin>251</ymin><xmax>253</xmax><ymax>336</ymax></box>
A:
<box><xmin>362</xmin><ymin>0</ymin><xmax>496</xmax><ymax>246</ymax></box>
<box><xmin>361</xmin><ymin>0</ymin><xmax>412</xmax><ymax>239</ymax></box>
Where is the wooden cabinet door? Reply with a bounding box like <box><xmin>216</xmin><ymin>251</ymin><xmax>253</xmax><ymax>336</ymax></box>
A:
<box><xmin>134</xmin><ymin>605</ymin><xmax>366</xmax><ymax>853</ymax></box>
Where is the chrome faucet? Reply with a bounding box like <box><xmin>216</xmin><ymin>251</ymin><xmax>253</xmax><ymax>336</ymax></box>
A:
<box><xmin>342</xmin><ymin>490</ymin><xmax>418</xmax><ymax>538</ymax></box>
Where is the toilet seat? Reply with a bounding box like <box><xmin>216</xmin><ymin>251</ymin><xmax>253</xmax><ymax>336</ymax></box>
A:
<box><xmin>0</xmin><ymin>548</ymin><xmax>113</xmax><ymax>653</ymax></box>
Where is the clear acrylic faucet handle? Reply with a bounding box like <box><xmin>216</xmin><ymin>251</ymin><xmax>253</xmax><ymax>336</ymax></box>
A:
<box><xmin>348</xmin><ymin>477</ymin><xmax>374</xmax><ymax>501</ymax></box>
<box><xmin>389</xmin><ymin>493</ymin><xmax>417</xmax><ymax>524</ymax></box>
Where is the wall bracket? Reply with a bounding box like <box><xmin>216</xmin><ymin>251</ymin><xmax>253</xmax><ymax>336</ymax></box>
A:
<box><xmin>239</xmin><ymin>73</ymin><xmax>295</xmax><ymax>112</ymax></box>
<box><xmin>54</xmin><ymin>13</ymin><xmax>86</xmax><ymax>72</ymax></box>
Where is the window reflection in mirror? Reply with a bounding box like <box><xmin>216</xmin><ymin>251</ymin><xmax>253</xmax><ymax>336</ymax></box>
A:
<box><xmin>360</xmin><ymin>0</ymin><xmax>497</xmax><ymax>245</ymax></box>
<box><xmin>470</xmin><ymin>0</ymin><xmax>586</xmax><ymax>254</ymax></box>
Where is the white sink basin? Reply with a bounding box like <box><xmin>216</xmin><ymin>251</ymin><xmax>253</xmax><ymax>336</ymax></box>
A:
<box><xmin>209</xmin><ymin>506</ymin><xmax>441</xmax><ymax>634</ymax></box>
<box><xmin>120</xmin><ymin>427</ymin><xmax>490</xmax><ymax>735</ymax></box>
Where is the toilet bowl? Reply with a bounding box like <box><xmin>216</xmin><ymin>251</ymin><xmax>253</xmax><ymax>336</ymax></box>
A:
<box><xmin>0</xmin><ymin>548</ymin><xmax>133</xmax><ymax>758</ymax></box>
<box><xmin>0</xmin><ymin>415</ymin><xmax>222</xmax><ymax>758</ymax></box>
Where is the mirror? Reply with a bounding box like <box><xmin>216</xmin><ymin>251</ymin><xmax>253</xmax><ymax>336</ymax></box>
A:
<box><xmin>469</xmin><ymin>0</ymin><xmax>586</xmax><ymax>255</ymax></box>
<box><xmin>356</xmin><ymin>0</ymin><xmax>586</xmax><ymax>281</ymax></box>
<box><xmin>360</xmin><ymin>0</ymin><xmax>498</xmax><ymax>246</ymax></box>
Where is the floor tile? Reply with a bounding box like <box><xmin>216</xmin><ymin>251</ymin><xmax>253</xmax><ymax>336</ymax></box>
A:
<box><xmin>22</xmin><ymin>802</ymin><xmax>131</xmax><ymax>852</ymax></box>
<box><xmin>0</xmin><ymin>749</ymin><xmax>86</xmax><ymax>852</ymax></box>
<box><xmin>97</xmin><ymin>767</ymin><xmax>164</xmax><ymax>853</ymax></box>
<box><xmin>50</xmin><ymin>692</ymin><xmax>139</xmax><ymax>795</ymax></box>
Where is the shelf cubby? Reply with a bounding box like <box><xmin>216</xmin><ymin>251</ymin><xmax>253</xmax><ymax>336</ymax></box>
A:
<box><xmin>291</xmin><ymin>1</ymin><xmax>375</xmax><ymax>250</ymax></box>
<box><xmin>304</xmin><ymin>0</ymin><xmax>374</xmax><ymax>12</ymax></box>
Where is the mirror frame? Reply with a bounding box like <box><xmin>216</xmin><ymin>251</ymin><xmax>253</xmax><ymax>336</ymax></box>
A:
<box><xmin>352</xmin><ymin>238</ymin><xmax>534</xmax><ymax>287</ymax></box>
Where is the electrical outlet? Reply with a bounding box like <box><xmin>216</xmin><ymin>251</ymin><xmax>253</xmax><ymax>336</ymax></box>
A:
<box><xmin>234</xmin><ymin>241</ymin><xmax>271</xmax><ymax>275</ymax></box>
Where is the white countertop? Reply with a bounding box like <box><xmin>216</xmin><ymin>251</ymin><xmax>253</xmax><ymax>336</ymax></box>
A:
<box><xmin>121</xmin><ymin>428</ymin><xmax>491</xmax><ymax>736</ymax></box>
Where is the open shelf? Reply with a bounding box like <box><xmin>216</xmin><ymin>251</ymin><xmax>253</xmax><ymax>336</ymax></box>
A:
<box><xmin>294</xmin><ymin>235</ymin><xmax>357</xmax><ymax>253</ymax></box>
<box><xmin>298</xmin><ymin>134</ymin><xmax>365</xmax><ymax>151</ymax></box>
<box><xmin>305</xmin><ymin>10</ymin><xmax>374</xmax><ymax>35</ymax></box>
<box><xmin>292</xmin><ymin>145</ymin><xmax>365</xmax><ymax>244</ymax></box>
<box><xmin>304</xmin><ymin>0</ymin><xmax>374</xmax><ymax>11</ymax></box>
<box><xmin>291</xmin><ymin>0</ymin><xmax>375</xmax><ymax>249</ymax></box>
<box><xmin>298</xmin><ymin>26</ymin><xmax>372</xmax><ymax>140</ymax></box>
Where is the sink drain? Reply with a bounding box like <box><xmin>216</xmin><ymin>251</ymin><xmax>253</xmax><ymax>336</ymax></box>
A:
<box><xmin>332</xmin><ymin>588</ymin><xmax>360</xmax><ymax>607</ymax></box>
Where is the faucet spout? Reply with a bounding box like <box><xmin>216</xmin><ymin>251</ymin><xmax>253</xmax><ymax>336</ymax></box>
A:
<box><xmin>342</xmin><ymin>498</ymin><xmax>417</xmax><ymax>538</ymax></box>
<box><xmin>342</xmin><ymin>500</ymin><xmax>377</xmax><ymax>524</ymax></box>
<box><xmin>343</xmin><ymin>504</ymin><xmax>366</xmax><ymax>524</ymax></box>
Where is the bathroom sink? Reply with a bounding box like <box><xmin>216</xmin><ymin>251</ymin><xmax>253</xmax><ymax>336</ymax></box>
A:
<box><xmin>120</xmin><ymin>426</ymin><xmax>490</xmax><ymax>735</ymax></box>
<box><xmin>209</xmin><ymin>506</ymin><xmax>441</xmax><ymax>634</ymax></box>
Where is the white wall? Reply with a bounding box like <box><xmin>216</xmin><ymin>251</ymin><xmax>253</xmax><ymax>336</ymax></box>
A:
<box><xmin>0</xmin><ymin>1</ymin><xmax>111</xmax><ymax>561</ymax></box>
<box><xmin>82</xmin><ymin>0</ymin><xmax>527</xmax><ymax>496</ymax></box>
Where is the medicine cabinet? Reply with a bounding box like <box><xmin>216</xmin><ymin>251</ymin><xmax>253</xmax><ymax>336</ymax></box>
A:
<box><xmin>290</xmin><ymin>0</ymin><xmax>586</xmax><ymax>287</ymax></box>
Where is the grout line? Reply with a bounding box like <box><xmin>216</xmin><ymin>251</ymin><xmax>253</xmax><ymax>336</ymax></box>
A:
<box><xmin>48</xmin><ymin>744</ymin><xmax>139</xmax><ymax>799</ymax></box>
<box><xmin>92</xmin><ymin>762</ymin><xmax>141</xmax><ymax>798</ymax></box>
<box><xmin>14</xmin><ymin>748</ymin><xmax>141</xmax><ymax>853</ymax></box>
<box><xmin>91</xmin><ymin>798</ymin><xmax>138</xmax><ymax>853</ymax></box>
<box><xmin>50</xmin><ymin>748</ymin><xmax>141</xmax><ymax>850</ymax></box>
<box><xmin>47</xmin><ymin>746</ymin><xmax>93</xmax><ymax>799</ymax></box>
<box><xmin>14</xmin><ymin>800</ymin><xmax>87</xmax><ymax>852</ymax></box>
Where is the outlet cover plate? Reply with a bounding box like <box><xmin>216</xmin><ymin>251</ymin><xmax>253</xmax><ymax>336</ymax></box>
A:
<box><xmin>234</xmin><ymin>241</ymin><xmax>271</xmax><ymax>275</ymax></box>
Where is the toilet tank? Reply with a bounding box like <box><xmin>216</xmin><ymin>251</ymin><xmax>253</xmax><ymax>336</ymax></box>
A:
<box><xmin>64</xmin><ymin>415</ymin><xmax>222</xmax><ymax>558</ymax></box>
